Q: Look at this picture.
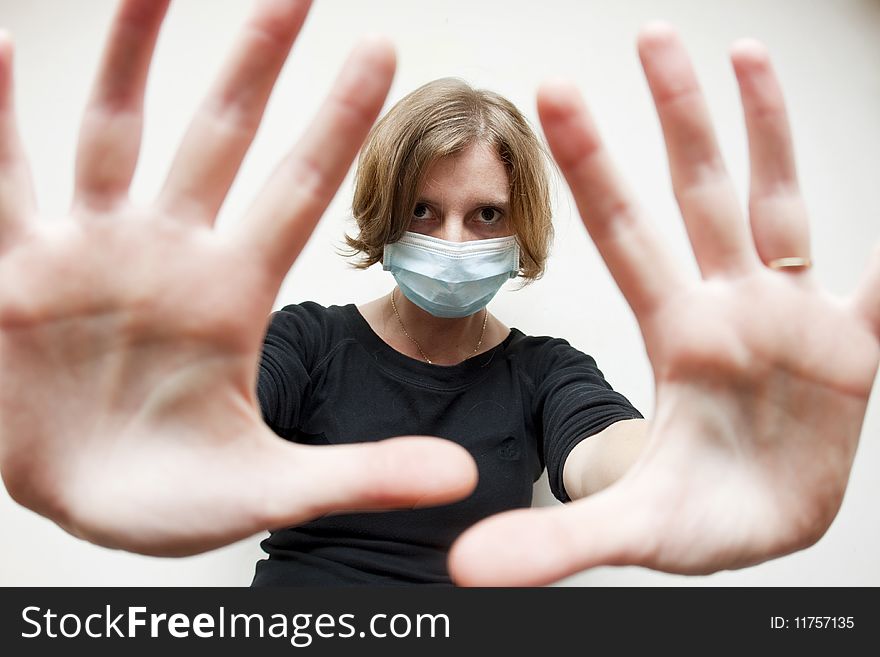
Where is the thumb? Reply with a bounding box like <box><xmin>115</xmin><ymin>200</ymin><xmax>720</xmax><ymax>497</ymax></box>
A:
<box><xmin>255</xmin><ymin>434</ymin><xmax>479</xmax><ymax>527</ymax></box>
<box><xmin>448</xmin><ymin>485</ymin><xmax>652</xmax><ymax>586</ymax></box>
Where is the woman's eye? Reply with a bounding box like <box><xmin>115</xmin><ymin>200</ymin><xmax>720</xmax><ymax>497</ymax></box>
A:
<box><xmin>478</xmin><ymin>207</ymin><xmax>503</xmax><ymax>223</ymax></box>
<box><xmin>412</xmin><ymin>204</ymin><xmax>433</xmax><ymax>220</ymax></box>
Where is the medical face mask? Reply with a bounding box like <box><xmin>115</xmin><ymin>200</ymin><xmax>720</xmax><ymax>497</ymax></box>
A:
<box><xmin>383</xmin><ymin>231</ymin><xmax>520</xmax><ymax>318</ymax></box>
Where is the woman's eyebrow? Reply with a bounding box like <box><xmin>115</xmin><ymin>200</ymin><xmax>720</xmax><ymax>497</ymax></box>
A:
<box><xmin>416</xmin><ymin>196</ymin><xmax>509</xmax><ymax>208</ymax></box>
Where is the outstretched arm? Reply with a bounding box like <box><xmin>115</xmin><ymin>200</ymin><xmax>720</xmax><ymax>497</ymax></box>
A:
<box><xmin>563</xmin><ymin>418</ymin><xmax>648</xmax><ymax>500</ymax></box>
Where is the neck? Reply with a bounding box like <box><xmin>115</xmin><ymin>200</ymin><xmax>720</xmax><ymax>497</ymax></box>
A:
<box><xmin>388</xmin><ymin>288</ymin><xmax>488</xmax><ymax>365</ymax></box>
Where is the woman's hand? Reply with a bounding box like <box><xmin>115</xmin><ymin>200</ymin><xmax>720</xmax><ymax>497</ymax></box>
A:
<box><xmin>449</xmin><ymin>23</ymin><xmax>880</xmax><ymax>585</ymax></box>
<box><xmin>0</xmin><ymin>0</ymin><xmax>476</xmax><ymax>556</ymax></box>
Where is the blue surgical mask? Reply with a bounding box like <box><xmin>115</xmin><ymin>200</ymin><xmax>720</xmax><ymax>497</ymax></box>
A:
<box><xmin>383</xmin><ymin>231</ymin><xmax>520</xmax><ymax>318</ymax></box>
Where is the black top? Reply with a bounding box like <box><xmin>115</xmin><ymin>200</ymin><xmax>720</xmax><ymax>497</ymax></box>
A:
<box><xmin>251</xmin><ymin>302</ymin><xmax>642</xmax><ymax>585</ymax></box>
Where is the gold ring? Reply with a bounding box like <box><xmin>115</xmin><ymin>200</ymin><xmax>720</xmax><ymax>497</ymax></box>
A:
<box><xmin>768</xmin><ymin>256</ymin><xmax>812</xmax><ymax>271</ymax></box>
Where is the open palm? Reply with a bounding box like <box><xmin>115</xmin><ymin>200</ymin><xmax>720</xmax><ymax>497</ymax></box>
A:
<box><xmin>449</xmin><ymin>24</ymin><xmax>880</xmax><ymax>585</ymax></box>
<box><xmin>0</xmin><ymin>0</ymin><xmax>475</xmax><ymax>556</ymax></box>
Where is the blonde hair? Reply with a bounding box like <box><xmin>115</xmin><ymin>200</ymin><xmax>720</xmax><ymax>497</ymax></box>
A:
<box><xmin>345</xmin><ymin>78</ymin><xmax>553</xmax><ymax>281</ymax></box>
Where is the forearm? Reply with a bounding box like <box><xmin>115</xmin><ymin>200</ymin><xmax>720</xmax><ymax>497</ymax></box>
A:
<box><xmin>562</xmin><ymin>418</ymin><xmax>649</xmax><ymax>500</ymax></box>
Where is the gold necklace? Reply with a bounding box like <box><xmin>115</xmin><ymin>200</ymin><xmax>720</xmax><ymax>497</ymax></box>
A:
<box><xmin>390</xmin><ymin>289</ymin><xmax>488</xmax><ymax>365</ymax></box>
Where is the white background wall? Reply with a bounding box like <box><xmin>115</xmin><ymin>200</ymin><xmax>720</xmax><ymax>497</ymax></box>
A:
<box><xmin>1</xmin><ymin>0</ymin><xmax>878</xmax><ymax>586</ymax></box>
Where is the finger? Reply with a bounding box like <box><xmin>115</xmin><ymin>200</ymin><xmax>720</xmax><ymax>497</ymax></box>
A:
<box><xmin>852</xmin><ymin>243</ymin><xmax>880</xmax><ymax>338</ymax></box>
<box><xmin>76</xmin><ymin>434</ymin><xmax>478</xmax><ymax>558</ymax></box>
<box><xmin>74</xmin><ymin>0</ymin><xmax>170</xmax><ymax>212</ymax></box>
<box><xmin>731</xmin><ymin>39</ymin><xmax>811</xmax><ymax>268</ymax></box>
<box><xmin>0</xmin><ymin>32</ymin><xmax>36</xmax><ymax>248</ymax></box>
<box><xmin>255</xmin><ymin>436</ymin><xmax>478</xmax><ymax>533</ymax></box>
<box><xmin>537</xmin><ymin>79</ymin><xmax>688</xmax><ymax>319</ymax></box>
<box><xmin>639</xmin><ymin>23</ymin><xmax>757</xmax><ymax>278</ymax></box>
<box><xmin>158</xmin><ymin>0</ymin><xmax>311</xmax><ymax>226</ymax></box>
<box><xmin>448</xmin><ymin>486</ymin><xmax>650</xmax><ymax>586</ymax></box>
<box><xmin>234</xmin><ymin>37</ymin><xmax>395</xmax><ymax>282</ymax></box>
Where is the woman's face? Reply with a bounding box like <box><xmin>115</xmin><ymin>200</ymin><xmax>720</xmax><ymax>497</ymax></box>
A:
<box><xmin>408</xmin><ymin>141</ymin><xmax>512</xmax><ymax>242</ymax></box>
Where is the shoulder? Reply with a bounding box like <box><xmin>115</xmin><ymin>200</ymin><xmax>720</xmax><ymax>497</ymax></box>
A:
<box><xmin>503</xmin><ymin>329</ymin><xmax>620</xmax><ymax>397</ymax></box>
<box><xmin>505</xmin><ymin>329</ymin><xmax>601</xmax><ymax>371</ymax></box>
<box><xmin>264</xmin><ymin>301</ymin><xmax>354</xmax><ymax>368</ymax></box>
<box><xmin>270</xmin><ymin>301</ymin><xmax>349</xmax><ymax>332</ymax></box>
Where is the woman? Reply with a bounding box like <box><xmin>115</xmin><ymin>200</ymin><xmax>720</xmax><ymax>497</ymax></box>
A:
<box><xmin>0</xmin><ymin>0</ymin><xmax>878</xmax><ymax>587</ymax></box>
<box><xmin>252</xmin><ymin>78</ymin><xmax>646</xmax><ymax>585</ymax></box>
